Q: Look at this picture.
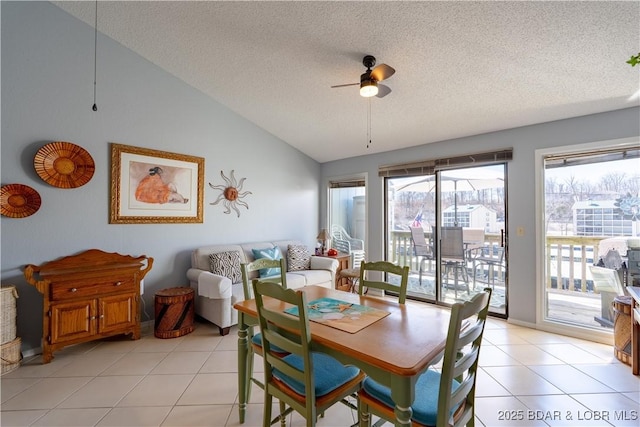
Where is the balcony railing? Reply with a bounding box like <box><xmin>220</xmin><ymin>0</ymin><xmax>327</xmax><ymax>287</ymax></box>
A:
<box><xmin>389</xmin><ymin>230</ymin><xmax>614</xmax><ymax>293</ymax></box>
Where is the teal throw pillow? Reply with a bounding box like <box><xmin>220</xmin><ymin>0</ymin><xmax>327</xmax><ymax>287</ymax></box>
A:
<box><xmin>251</xmin><ymin>247</ymin><xmax>282</xmax><ymax>277</ymax></box>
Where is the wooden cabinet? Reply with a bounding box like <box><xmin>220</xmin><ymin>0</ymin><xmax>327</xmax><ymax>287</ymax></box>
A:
<box><xmin>24</xmin><ymin>249</ymin><xmax>153</xmax><ymax>363</ymax></box>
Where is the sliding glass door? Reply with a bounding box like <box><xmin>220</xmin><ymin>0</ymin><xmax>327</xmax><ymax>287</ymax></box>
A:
<box><xmin>385</xmin><ymin>163</ymin><xmax>508</xmax><ymax>316</ymax></box>
<box><xmin>540</xmin><ymin>143</ymin><xmax>639</xmax><ymax>337</ymax></box>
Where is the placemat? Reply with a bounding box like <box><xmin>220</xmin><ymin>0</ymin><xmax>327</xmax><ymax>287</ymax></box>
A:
<box><xmin>284</xmin><ymin>297</ymin><xmax>390</xmax><ymax>333</ymax></box>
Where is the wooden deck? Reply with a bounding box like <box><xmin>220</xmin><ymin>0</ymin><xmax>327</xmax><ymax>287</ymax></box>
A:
<box><xmin>404</xmin><ymin>272</ymin><xmax>609</xmax><ymax>330</ymax></box>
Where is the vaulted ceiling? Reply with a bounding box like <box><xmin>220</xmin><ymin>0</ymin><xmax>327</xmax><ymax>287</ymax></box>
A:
<box><xmin>52</xmin><ymin>1</ymin><xmax>640</xmax><ymax>163</ymax></box>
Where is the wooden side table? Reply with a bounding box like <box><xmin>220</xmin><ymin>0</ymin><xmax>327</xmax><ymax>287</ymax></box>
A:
<box><xmin>316</xmin><ymin>252</ymin><xmax>350</xmax><ymax>291</ymax></box>
<box><xmin>154</xmin><ymin>287</ymin><xmax>195</xmax><ymax>338</ymax></box>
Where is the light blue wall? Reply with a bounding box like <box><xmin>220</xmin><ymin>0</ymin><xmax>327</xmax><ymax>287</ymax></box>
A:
<box><xmin>1</xmin><ymin>1</ymin><xmax>321</xmax><ymax>354</ymax></box>
<box><xmin>3</xmin><ymin>2</ymin><xmax>639</xmax><ymax>355</ymax></box>
<box><xmin>321</xmin><ymin>108</ymin><xmax>640</xmax><ymax>325</ymax></box>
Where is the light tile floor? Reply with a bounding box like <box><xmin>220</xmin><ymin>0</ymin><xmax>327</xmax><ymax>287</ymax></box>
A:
<box><xmin>1</xmin><ymin>318</ymin><xmax>639</xmax><ymax>427</ymax></box>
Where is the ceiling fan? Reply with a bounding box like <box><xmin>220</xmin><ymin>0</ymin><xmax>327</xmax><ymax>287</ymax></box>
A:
<box><xmin>331</xmin><ymin>55</ymin><xmax>395</xmax><ymax>98</ymax></box>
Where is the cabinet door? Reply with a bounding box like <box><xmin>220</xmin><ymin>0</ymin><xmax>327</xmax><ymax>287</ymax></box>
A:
<box><xmin>50</xmin><ymin>300</ymin><xmax>97</xmax><ymax>344</ymax></box>
<box><xmin>99</xmin><ymin>293</ymin><xmax>137</xmax><ymax>334</ymax></box>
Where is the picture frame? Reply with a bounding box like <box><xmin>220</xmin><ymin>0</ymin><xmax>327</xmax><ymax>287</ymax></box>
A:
<box><xmin>110</xmin><ymin>143</ymin><xmax>204</xmax><ymax>224</ymax></box>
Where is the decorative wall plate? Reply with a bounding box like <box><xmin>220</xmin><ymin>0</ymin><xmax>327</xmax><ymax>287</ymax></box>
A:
<box><xmin>1</xmin><ymin>184</ymin><xmax>42</xmax><ymax>218</ymax></box>
<box><xmin>34</xmin><ymin>141</ymin><xmax>95</xmax><ymax>188</ymax></box>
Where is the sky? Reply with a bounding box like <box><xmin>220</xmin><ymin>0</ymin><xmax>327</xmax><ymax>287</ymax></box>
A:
<box><xmin>545</xmin><ymin>158</ymin><xmax>638</xmax><ymax>185</ymax></box>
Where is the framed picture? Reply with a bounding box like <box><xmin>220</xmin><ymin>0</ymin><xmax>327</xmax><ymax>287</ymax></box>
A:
<box><xmin>110</xmin><ymin>143</ymin><xmax>204</xmax><ymax>224</ymax></box>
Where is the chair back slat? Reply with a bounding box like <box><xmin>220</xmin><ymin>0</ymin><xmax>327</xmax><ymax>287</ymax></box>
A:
<box><xmin>241</xmin><ymin>257</ymin><xmax>287</xmax><ymax>300</ymax></box>
<box><xmin>357</xmin><ymin>287</ymin><xmax>492</xmax><ymax>427</ymax></box>
<box><xmin>253</xmin><ymin>281</ymin><xmax>314</xmax><ymax>407</ymax></box>
<box><xmin>358</xmin><ymin>261</ymin><xmax>409</xmax><ymax>303</ymax></box>
<box><xmin>253</xmin><ymin>279</ymin><xmax>364</xmax><ymax>425</ymax></box>
<box><xmin>441</xmin><ymin>226</ymin><xmax>465</xmax><ymax>260</ymax></box>
<box><xmin>437</xmin><ymin>287</ymin><xmax>492</xmax><ymax>427</ymax></box>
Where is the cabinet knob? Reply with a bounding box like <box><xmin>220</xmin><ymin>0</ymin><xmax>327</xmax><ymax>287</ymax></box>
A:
<box><xmin>99</xmin><ymin>314</ymin><xmax>104</xmax><ymax>319</ymax></box>
<box><xmin>70</xmin><ymin>288</ymin><xmax>78</xmax><ymax>292</ymax></box>
<box><xmin>115</xmin><ymin>281</ymin><xmax>122</xmax><ymax>286</ymax></box>
<box><xmin>90</xmin><ymin>316</ymin><xmax>96</xmax><ymax>320</ymax></box>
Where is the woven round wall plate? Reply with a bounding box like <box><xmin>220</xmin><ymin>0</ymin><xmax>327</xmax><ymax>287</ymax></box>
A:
<box><xmin>0</xmin><ymin>184</ymin><xmax>42</xmax><ymax>218</ymax></box>
<box><xmin>34</xmin><ymin>141</ymin><xmax>95</xmax><ymax>188</ymax></box>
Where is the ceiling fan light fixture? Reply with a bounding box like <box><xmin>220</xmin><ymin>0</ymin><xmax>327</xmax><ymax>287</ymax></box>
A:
<box><xmin>360</xmin><ymin>79</ymin><xmax>378</xmax><ymax>97</ymax></box>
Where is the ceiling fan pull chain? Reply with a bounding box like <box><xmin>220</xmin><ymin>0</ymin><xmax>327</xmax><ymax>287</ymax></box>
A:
<box><xmin>366</xmin><ymin>98</ymin><xmax>372</xmax><ymax>149</ymax></box>
<box><xmin>367</xmin><ymin>98</ymin><xmax>371</xmax><ymax>148</ymax></box>
<box><xmin>91</xmin><ymin>0</ymin><xmax>98</xmax><ymax>111</ymax></box>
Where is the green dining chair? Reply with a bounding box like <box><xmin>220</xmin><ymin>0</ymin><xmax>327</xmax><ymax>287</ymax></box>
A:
<box><xmin>358</xmin><ymin>261</ymin><xmax>410</xmax><ymax>303</ymax></box>
<box><xmin>240</xmin><ymin>258</ymin><xmax>288</xmax><ymax>397</ymax></box>
<box><xmin>252</xmin><ymin>280</ymin><xmax>365</xmax><ymax>427</ymax></box>
<box><xmin>358</xmin><ymin>288</ymin><xmax>492</xmax><ymax>427</ymax></box>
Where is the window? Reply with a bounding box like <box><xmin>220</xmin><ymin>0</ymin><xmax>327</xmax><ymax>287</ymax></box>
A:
<box><xmin>539</xmin><ymin>140</ymin><xmax>639</xmax><ymax>339</ymax></box>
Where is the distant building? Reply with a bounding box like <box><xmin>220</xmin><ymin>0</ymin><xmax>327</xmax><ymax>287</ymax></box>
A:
<box><xmin>442</xmin><ymin>204</ymin><xmax>497</xmax><ymax>231</ymax></box>
<box><xmin>572</xmin><ymin>200</ymin><xmax>633</xmax><ymax>236</ymax></box>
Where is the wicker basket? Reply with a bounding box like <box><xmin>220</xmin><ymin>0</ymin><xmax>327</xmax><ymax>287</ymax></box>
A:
<box><xmin>1</xmin><ymin>285</ymin><xmax>18</xmax><ymax>345</ymax></box>
<box><xmin>154</xmin><ymin>287</ymin><xmax>195</xmax><ymax>339</ymax></box>
<box><xmin>1</xmin><ymin>337</ymin><xmax>22</xmax><ymax>375</ymax></box>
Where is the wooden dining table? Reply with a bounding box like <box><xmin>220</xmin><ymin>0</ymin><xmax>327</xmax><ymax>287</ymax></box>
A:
<box><xmin>233</xmin><ymin>285</ymin><xmax>452</xmax><ymax>426</ymax></box>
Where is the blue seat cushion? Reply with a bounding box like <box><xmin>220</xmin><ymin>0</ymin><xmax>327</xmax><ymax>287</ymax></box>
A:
<box><xmin>251</xmin><ymin>333</ymin><xmax>286</xmax><ymax>354</ymax></box>
<box><xmin>362</xmin><ymin>369</ymin><xmax>461</xmax><ymax>426</ymax></box>
<box><xmin>273</xmin><ymin>352</ymin><xmax>360</xmax><ymax>397</ymax></box>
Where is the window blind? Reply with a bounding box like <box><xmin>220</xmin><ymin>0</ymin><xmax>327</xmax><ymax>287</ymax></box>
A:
<box><xmin>329</xmin><ymin>179</ymin><xmax>366</xmax><ymax>188</ymax></box>
<box><xmin>544</xmin><ymin>147</ymin><xmax>639</xmax><ymax>169</ymax></box>
<box><xmin>378</xmin><ymin>149</ymin><xmax>513</xmax><ymax>177</ymax></box>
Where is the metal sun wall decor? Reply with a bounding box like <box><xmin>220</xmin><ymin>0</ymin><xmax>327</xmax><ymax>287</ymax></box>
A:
<box><xmin>209</xmin><ymin>170</ymin><xmax>251</xmax><ymax>217</ymax></box>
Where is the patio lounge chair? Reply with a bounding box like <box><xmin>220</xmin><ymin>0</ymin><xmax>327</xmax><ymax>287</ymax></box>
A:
<box><xmin>331</xmin><ymin>224</ymin><xmax>364</xmax><ymax>253</ymax></box>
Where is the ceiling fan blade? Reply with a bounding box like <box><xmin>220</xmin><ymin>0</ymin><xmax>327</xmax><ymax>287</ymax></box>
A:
<box><xmin>376</xmin><ymin>84</ymin><xmax>391</xmax><ymax>98</ymax></box>
<box><xmin>370</xmin><ymin>64</ymin><xmax>395</xmax><ymax>82</ymax></box>
<box><xmin>330</xmin><ymin>83</ymin><xmax>359</xmax><ymax>88</ymax></box>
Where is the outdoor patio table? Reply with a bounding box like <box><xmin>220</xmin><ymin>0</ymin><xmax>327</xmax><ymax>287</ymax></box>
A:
<box><xmin>233</xmin><ymin>285</ymin><xmax>452</xmax><ymax>426</ymax></box>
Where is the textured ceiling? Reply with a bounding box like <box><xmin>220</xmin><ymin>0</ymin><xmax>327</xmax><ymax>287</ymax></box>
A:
<box><xmin>52</xmin><ymin>1</ymin><xmax>640</xmax><ymax>163</ymax></box>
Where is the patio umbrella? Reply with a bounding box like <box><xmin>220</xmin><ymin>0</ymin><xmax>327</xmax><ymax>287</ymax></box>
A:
<box><xmin>394</xmin><ymin>169</ymin><xmax>504</xmax><ymax>225</ymax></box>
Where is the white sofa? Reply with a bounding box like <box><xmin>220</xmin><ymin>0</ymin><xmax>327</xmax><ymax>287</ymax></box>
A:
<box><xmin>186</xmin><ymin>240</ymin><xmax>338</xmax><ymax>335</ymax></box>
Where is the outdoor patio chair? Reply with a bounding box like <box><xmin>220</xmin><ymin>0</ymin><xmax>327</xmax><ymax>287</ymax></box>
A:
<box><xmin>240</xmin><ymin>258</ymin><xmax>288</xmax><ymax>397</ymax></box>
<box><xmin>252</xmin><ymin>280</ymin><xmax>365</xmax><ymax>426</ymax></box>
<box><xmin>358</xmin><ymin>261</ymin><xmax>409</xmax><ymax>303</ymax></box>
<box><xmin>358</xmin><ymin>287</ymin><xmax>492</xmax><ymax>427</ymax></box>
<box><xmin>331</xmin><ymin>224</ymin><xmax>364</xmax><ymax>253</ymax></box>
<box><xmin>410</xmin><ymin>226</ymin><xmax>434</xmax><ymax>286</ymax></box>
<box><xmin>470</xmin><ymin>245</ymin><xmax>505</xmax><ymax>290</ymax></box>
<box><xmin>463</xmin><ymin>228</ymin><xmax>485</xmax><ymax>257</ymax></box>
<box><xmin>441</xmin><ymin>226</ymin><xmax>469</xmax><ymax>297</ymax></box>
